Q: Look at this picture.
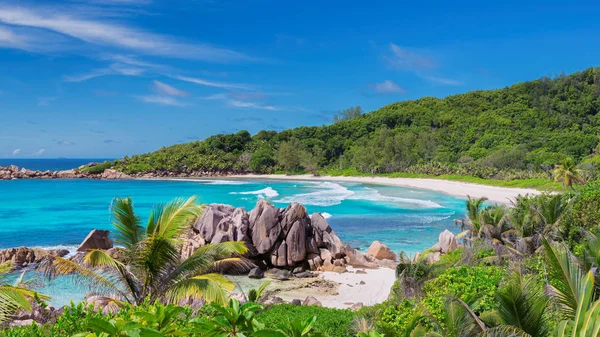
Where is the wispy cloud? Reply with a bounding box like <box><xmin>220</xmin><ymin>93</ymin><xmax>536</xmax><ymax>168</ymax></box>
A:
<box><xmin>170</xmin><ymin>74</ymin><xmax>252</xmax><ymax>90</ymax></box>
<box><xmin>229</xmin><ymin>100</ymin><xmax>276</xmax><ymax>111</ymax></box>
<box><xmin>386</xmin><ymin>43</ymin><xmax>437</xmax><ymax>71</ymax></box>
<box><xmin>32</xmin><ymin>148</ymin><xmax>46</xmax><ymax>156</ymax></box>
<box><xmin>369</xmin><ymin>80</ymin><xmax>406</xmax><ymax>94</ymax></box>
<box><xmin>12</xmin><ymin>148</ymin><xmax>20</xmax><ymax>156</ymax></box>
<box><xmin>37</xmin><ymin>97</ymin><xmax>57</xmax><ymax>106</ymax></box>
<box><xmin>53</xmin><ymin>139</ymin><xmax>76</xmax><ymax>145</ymax></box>
<box><xmin>0</xmin><ymin>5</ymin><xmax>255</xmax><ymax>62</ymax></box>
<box><xmin>200</xmin><ymin>93</ymin><xmax>228</xmax><ymax>100</ymax></box>
<box><xmin>421</xmin><ymin>76</ymin><xmax>463</xmax><ymax>86</ymax></box>
<box><xmin>64</xmin><ymin>63</ymin><xmax>145</xmax><ymax>82</ymax></box>
<box><xmin>103</xmin><ymin>139</ymin><xmax>120</xmax><ymax>144</ymax></box>
<box><xmin>152</xmin><ymin>80</ymin><xmax>188</xmax><ymax>97</ymax></box>
<box><xmin>136</xmin><ymin>95</ymin><xmax>185</xmax><ymax>106</ymax></box>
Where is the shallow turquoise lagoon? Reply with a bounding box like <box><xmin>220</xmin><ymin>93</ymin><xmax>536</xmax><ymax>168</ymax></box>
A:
<box><xmin>0</xmin><ymin>178</ymin><xmax>466</xmax><ymax>306</ymax></box>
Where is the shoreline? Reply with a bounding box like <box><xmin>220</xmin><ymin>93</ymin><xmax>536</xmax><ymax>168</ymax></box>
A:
<box><xmin>170</xmin><ymin>174</ymin><xmax>542</xmax><ymax>204</ymax></box>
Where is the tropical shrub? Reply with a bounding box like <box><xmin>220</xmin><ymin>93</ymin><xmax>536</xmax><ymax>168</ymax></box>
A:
<box><xmin>422</xmin><ymin>265</ymin><xmax>504</xmax><ymax>322</ymax></box>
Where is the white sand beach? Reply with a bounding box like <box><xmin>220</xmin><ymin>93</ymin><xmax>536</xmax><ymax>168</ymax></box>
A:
<box><xmin>268</xmin><ymin>267</ymin><xmax>397</xmax><ymax>309</ymax></box>
<box><xmin>228</xmin><ymin>174</ymin><xmax>541</xmax><ymax>204</ymax></box>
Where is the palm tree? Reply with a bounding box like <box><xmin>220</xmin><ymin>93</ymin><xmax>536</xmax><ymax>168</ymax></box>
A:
<box><xmin>43</xmin><ymin>196</ymin><xmax>247</xmax><ymax>306</ymax></box>
<box><xmin>491</xmin><ymin>270</ymin><xmax>548</xmax><ymax>337</ymax></box>
<box><xmin>543</xmin><ymin>238</ymin><xmax>588</xmax><ymax>318</ymax></box>
<box><xmin>462</xmin><ymin>196</ymin><xmax>489</xmax><ymax>240</ymax></box>
<box><xmin>553</xmin><ymin>158</ymin><xmax>583</xmax><ymax>189</ymax></box>
<box><xmin>553</xmin><ymin>270</ymin><xmax>600</xmax><ymax>337</ymax></box>
<box><xmin>0</xmin><ymin>262</ymin><xmax>49</xmax><ymax>324</ymax></box>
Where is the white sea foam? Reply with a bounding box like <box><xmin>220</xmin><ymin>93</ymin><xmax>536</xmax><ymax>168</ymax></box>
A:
<box><xmin>349</xmin><ymin>187</ymin><xmax>441</xmax><ymax>208</ymax></box>
<box><xmin>275</xmin><ymin>182</ymin><xmax>354</xmax><ymax>206</ymax></box>
<box><xmin>32</xmin><ymin>245</ymin><xmax>79</xmax><ymax>258</ymax></box>
<box><xmin>164</xmin><ymin>178</ymin><xmax>249</xmax><ymax>185</ymax></box>
<box><xmin>321</xmin><ymin>212</ymin><xmax>333</xmax><ymax>219</ymax></box>
<box><xmin>231</xmin><ymin>187</ymin><xmax>279</xmax><ymax>199</ymax></box>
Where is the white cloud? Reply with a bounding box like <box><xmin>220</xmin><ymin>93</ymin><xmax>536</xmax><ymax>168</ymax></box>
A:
<box><xmin>152</xmin><ymin>80</ymin><xmax>188</xmax><ymax>97</ymax></box>
<box><xmin>421</xmin><ymin>76</ymin><xmax>463</xmax><ymax>86</ymax></box>
<box><xmin>386</xmin><ymin>43</ymin><xmax>436</xmax><ymax>71</ymax></box>
<box><xmin>32</xmin><ymin>148</ymin><xmax>46</xmax><ymax>156</ymax></box>
<box><xmin>200</xmin><ymin>93</ymin><xmax>228</xmax><ymax>100</ymax></box>
<box><xmin>12</xmin><ymin>148</ymin><xmax>20</xmax><ymax>156</ymax></box>
<box><xmin>170</xmin><ymin>75</ymin><xmax>252</xmax><ymax>90</ymax></box>
<box><xmin>371</xmin><ymin>80</ymin><xmax>405</xmax><ymax>94</ymax></box>
<box><xmin>0</xmin><ymin>5</ymin><xmax>253</xmax><ymax>62</ymax></box>
<box><xmin>37</xmin><ymin>97</ymin><xmax>57</xmax><ymax>106</ymax></box>
<box><xmin>136</xmin><ymin>95</ymin><xmax>185</xmax><ymax>106</ymax></box>
<box><xmin>64</xmin><ymin>63</ymin><xmax>145</xmax><ymax>82</ymax></box>
<box><xmin>229</xmin><ymin>100</ymin><xmax>276</xmax><ymax>111</ymax></box>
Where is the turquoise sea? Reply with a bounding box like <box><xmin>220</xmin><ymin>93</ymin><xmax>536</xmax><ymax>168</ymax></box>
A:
<box><xmin>0</xmin><ymin>159</ymin><xmax>467</xmax><ymax>306</ymax></box>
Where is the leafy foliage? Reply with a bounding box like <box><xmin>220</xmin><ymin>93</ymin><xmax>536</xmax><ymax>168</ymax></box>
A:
<box><xmin>109</xmin><ymin>68</ymin><xmax>600</xmax><ymax>185</ymax></box>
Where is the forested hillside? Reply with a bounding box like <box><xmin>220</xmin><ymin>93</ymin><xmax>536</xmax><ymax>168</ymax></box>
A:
<box><xmin>110</xmin><ymin>67</ymin><xmax>600</xmax><ymax>180</ymax></box>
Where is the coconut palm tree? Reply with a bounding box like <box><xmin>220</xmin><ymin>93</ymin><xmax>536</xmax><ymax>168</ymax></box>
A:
<box><xmin>462</xmin><ymin>196</ymin><xmax>489</xmax><ymax>240</ymax></box>
<box><xmin>543</xmin><ymin>238</ymin><xmax>589</xmax><ymax>318</ymax></box>
<box><xmin>553</xmin><ymin>158</ymin><xmax>583</xmax><ymax>189</ymax></box>
<box><xmin>43</xmin><ymin>196</ymin><xmax>248</xmax><ymax>306</ymax></box>
<box><xmin>553</xmin><ymin>270</ymin><xmax>600</xmax><ymax>337</ymax></box>
<box><xmin>491</xmin><ymin>270</ymin><xmax>549</xmax><ymax>337</ymax></box>
<box><xmin>0</xmin><ymin>262</ymin><xmax>48</xmax><ymax>324</ymax></box>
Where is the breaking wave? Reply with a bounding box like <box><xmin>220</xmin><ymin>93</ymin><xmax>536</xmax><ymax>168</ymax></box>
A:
<box><xmin>275</xmin><ymin>182</ymin><xmax>355</xmax><ymax>206</ymax></box>
<box><xmin>231</xmin><ymin>187</ymin><xmax>279</xmax><ymax>199</ymax></box>
<box><xmin>349</xmin><ymin>187</ymin><xmax>442</xmax><ymax>208</ymax></box>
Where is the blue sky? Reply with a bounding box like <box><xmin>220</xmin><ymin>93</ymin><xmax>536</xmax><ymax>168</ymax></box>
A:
<box><xmin>1</xmin><ymin>0</ymin><xmax>600</xmax><ymax>158</ymax></box>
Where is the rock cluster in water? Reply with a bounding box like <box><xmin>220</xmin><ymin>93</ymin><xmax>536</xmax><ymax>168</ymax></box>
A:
<box><xmin>0</xmin><ymin>247</ymin><xmax>69</xmax><ymax>269</ymax></box>
<box><xmin>183</xmin><ymin>201</ymin><xmax>398</xmax><ymax>274</ymax></box>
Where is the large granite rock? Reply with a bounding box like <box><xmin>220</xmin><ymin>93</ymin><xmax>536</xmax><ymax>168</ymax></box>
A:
<box><xmin>77</xmin><ymin>229</ymin><xmax>113</xmax><ymax>252</ymax></box>
<box><xmin>438</xmin><ymin>230</ymin><xmax>458</xmax><ymax>253</ymax></box>
<box><xmin>367</xmin><ymin>241</ymin><xmax>397</xmax><ymax>261</ymax></box>
<box><xmin>0</xmin><ymin>247</ymin><xmax>69</xmax><ymax>269</ymax></box>
<box><xmin>249</xmin><ymin>201</ymin><xmax>281</xmax><ymax>254</ymax></box>
<box><xmin>100</xmin><ymin>169</ymin><xmax>129</xmax><ymax>180</ymax></box>
<box><xmin>184</xmin><ymin>202</ymin><xmax>349</xmax><ymax>271</ymax></box>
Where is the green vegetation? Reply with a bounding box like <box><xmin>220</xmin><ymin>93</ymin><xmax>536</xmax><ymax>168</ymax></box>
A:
<box><xmin>103</xmin><ymin>68</ymin><xmax>600</xmax><ymax>190</ymax></box>
<box><xmin>0</xmin><ymin>262</ymin><xmax>48</xmax><ymax>324</ymax></box>
<box><xmin>41</xmin><ymin>196</ymin><xmax>247</xmax><ymax>306</ymax></box>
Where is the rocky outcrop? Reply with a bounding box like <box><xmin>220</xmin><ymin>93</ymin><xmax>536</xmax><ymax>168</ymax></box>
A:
<box><xmin>77</xmin><ymin>229</ymin><xmax>113</xmax><ymax>251</ymax></box>
<box><xmin>421</xmin><ymin>230</ymin><xmax>459</xmax><ymax>264</ymax></box>
<box><xmin>438</xmin><ymin>230</ymin><xmax>458</xmax><ymax>253</ymax></box>
<box><xmin>0</xmin><ymin>247</ymin><xmax>69</xmax><ymax>269</ymax></box>
<box><xmin>101</xmin><ymin>169</ymin><xmax>130</xmax><ymax>180</ymax></box>
<box><xmin>367</xmin><ymin>241</ymin><xmax>397</xmax><ymax>261</ymax></box>
<box><xmin>186</xmin><ymin>201</ymin><xmax>363</xmax><ymax>272</ymax></box>
<box><xmin>0</xmin><ymin>165</ymin><xmax>127</xmax><ymax>180</ymax></box>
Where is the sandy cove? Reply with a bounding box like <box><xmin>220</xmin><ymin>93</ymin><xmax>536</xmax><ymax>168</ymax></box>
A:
<box><xmin>222</xmin><ymin>174</ymin><xmax>541</xmax><ymax>204</ymax></box>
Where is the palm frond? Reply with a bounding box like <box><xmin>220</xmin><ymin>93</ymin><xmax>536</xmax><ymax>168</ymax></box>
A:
<box><xmin>496</xmin><ymin>269</ymin><xmax>548</xmax><ymax>337</ymax></box>
<box><xmin>166</xmin><ymin>273</ymin><xmax>234</xmax><ymax>305</ymax></box>
<box><xmin>0</xmin><ymin>286</ymin><xmax>32</xmax><ymax>323</ymax></box>
<box><xmin>148</xmin><ymin>196</ymin><xmax>202</xmax><ymax>241</ymax></box>
<box><xmin>171</xmin><ymin>242</ymin><xmax>248</xmax><ymax>281</ymax></box>
<box><xmin>111</xmin><ymin>197</ymin><xmax>144</xmax><ymax>249</ymax></box>
<box><xmin>480</xmin><ymin>326</ymin><xmax>532</xmax><ymax>337</ymax></box>
<box><xmin>84</xmin><ymin>249</ymin><xmax>141</xmax><ymax>302</ymax></box>
<box><xmin>542</xmin><ymin>238</ymin><xmax>584</xmax><ymax>318</ymax></box>
<box><xmin>42</xmin><ymin>257</ymin><xmax>130</xmax><ymax>302</ymax></box>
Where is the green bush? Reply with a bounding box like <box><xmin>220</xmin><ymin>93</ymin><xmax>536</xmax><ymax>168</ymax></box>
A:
<box><xmin>422</xmin><ymin>265</ymin><xmax>505</xmax><ymax>322</ymax></box>
<box><xmin>561</xmin><ymin>182</ymin><xmax>600</xmax><ymax>246</ymax></box>
<box><xmin>256</xmin><ymin>304</ymin><xmax>354</xmax><ymax>337</ymax></box>
<box><xmin>375</xmin><ymin>299</ymin><xmax>422</xmax><ymax>336</ymax></box>
<box><xmin>77</xmin><ymin>161</ymin><xmax>113</xmax><ymax>174</ymax></box>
